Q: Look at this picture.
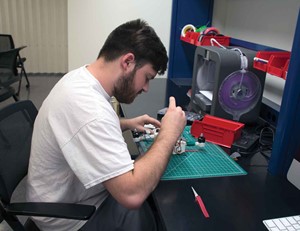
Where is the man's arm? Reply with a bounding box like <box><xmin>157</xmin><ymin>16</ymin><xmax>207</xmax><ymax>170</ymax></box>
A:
<box><xmin>103</xmin><ymin>97</ymin><xmax>186</xmax><ymax>209</ymax></box>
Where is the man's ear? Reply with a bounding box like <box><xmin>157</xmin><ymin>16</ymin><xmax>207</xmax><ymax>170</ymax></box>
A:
<box><xmin>121</xmin><ymin>53</ymin><xmax>135</xmax><ymax>71</ymax></box>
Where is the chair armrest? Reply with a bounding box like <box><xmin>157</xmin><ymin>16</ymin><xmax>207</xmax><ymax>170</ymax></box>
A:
<box><xmin>15</xmin><ymin>46</ymin><xmax>27</xmax><ymax>51</ymax></box>
<box><xmin>6</xmin><ymin>202</ymin><xmax>96</xmax><ymax>220</ymax></box>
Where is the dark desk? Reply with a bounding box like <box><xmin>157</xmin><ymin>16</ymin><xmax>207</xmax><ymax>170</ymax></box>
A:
<box><xmin>152</xmin><ymin>153</ymin><xmax>300</xmax><ymax>231</ymax></box>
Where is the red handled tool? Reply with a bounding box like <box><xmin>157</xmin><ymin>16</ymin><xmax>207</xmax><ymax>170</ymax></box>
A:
<box><xmin>191</xmin><ymin>186</ymin><xmax>210</xmax><ymax>218</ymax></box>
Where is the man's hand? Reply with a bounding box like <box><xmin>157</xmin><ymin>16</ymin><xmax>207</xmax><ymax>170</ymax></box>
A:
<box><xmin>120</xmin><ymin>115</ymin><xmax>161</xmax><ymax>132</ymax></box>
<box><xmin>159</xmin><ymin>96</ymin><xmax>186</xmax><ymax>142</ymax></box>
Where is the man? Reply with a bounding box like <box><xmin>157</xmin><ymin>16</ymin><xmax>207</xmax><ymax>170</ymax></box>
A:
<box><xmin>26</xmin><ymin>19</ymin><xmax>186</xmax><ymax>230</ymax></box>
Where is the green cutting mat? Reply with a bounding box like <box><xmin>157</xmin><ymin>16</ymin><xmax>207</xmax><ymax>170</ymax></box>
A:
<box><xmin>139</xmin><ymin>126</ymin><xmax>247</xmax><ymax>180</ymax></box>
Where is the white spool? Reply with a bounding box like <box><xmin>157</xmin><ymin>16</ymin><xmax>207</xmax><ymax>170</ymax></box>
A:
<box><xmin>181</xmin><ymin>24</ymin><xmax>196</xmax><ymax>37</ymax></box>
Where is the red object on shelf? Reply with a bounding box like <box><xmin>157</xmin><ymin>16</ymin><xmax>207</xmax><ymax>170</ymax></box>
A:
<box><xmin>195</xmin><ymin>35</ymin><xmax>230</xmax><ymax>46</ymax></box>
<box><xmin>253</xmin><ymin>51</ymin><xmax>290</xmax><ymax>79</ymax></box>
<box><xmin>253</xmin><ymin>51</ymin><xmax>278</xmax><ymax>72</ymax></box>
<box><xmin>282</xmin><ymin>59</ymin><xmax>290</xmax><ymax>80</ymax></box>
<box><xmin>267</xmin><ymin>55</ymin><xmax>290</xmax><ymax>79</ymax></box>
<box><xmin>180</xmin><ymin>31</ymin><xmax>200</xmax><ymax>45</ymax></box>
<box><xmin>190</xmin><ymin>115</ymin><xmax>244</xmax><ymax>148</ymax></box>
<box><xmin>180</xmin><ymin>32</ymin><xmax>230</xmax><ymax>47</ymax></box>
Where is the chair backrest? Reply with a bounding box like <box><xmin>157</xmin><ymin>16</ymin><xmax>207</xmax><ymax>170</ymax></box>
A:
<box><xmin>0</xmin><ymin>34</ymin><xmax>15</xmax><ymax>51</ymax></box>
<box><xmin>0</xmin><ymin>48</ymin><xmax>19</xmax><ymax>70</ymax></box>
<box><xmin>0</xmin><ymin>48</ymin><xmax>22</xmax><ymax>87</ymax></box>
<box><xmin>0</xmin><ymin>100</ymin><xmax>38</xmax><ymax>205</ymax></box>
<box><xmin>0</xmin><ymin>35</ymin><xmax>26</xmax><ymax>79</ymax></box>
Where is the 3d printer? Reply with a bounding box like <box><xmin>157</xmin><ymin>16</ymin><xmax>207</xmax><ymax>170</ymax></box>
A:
<box><xmin>190</xmin><ymin>46</ymin><xmax>266</xmax><ymax>124</ymax></box>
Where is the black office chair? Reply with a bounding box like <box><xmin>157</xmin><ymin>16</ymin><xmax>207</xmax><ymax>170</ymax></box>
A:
<box><xmin>0</xmin><ymin>34</ymin><xmax>30</xmax><ymax>92</ymax></box>
<box><xmin>0</xmin><ymin>48</ymin><xmax>22</xmax><ymax>101</ymax></box>
<box><xmin>0</xmin><ymin>100</ymin><xmax>96</xmax><ymax>231</ymax></box>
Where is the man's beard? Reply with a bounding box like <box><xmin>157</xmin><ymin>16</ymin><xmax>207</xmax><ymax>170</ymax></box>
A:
<box><xmin>113</xmin><ymin>69</ymin><xmax>140</xmax><ymax>104</ymax></box>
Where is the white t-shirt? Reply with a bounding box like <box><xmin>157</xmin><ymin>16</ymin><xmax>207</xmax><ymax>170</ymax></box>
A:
<box><xmin>26</xmin><ymin>66</ymin><xmax>134</xmax><ymax>231</ymax></box>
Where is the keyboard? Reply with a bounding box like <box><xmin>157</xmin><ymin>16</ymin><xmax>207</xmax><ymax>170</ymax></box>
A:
<box><xmin>263</xmin><ymin>215</ymin><xmax>300</xmax><ymax>231</ymax></box>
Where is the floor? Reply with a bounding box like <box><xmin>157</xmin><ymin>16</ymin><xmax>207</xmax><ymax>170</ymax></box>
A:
<box><xmin>0</xmin><ymin>75</ymin><xmax>62</xmax><ymax>231</ymax></box>
<box><xmin>0</xmin><ymin>74</ymin><xmax>62</xmax><ymax>110</ymax></box>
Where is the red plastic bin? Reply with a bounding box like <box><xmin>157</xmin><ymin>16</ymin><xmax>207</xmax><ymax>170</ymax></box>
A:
<box><xmin>180</xmin><ymin>32</ymin><xmax>230</xmax><ymax>47</ymax></box>
<box><xmin>282</xmin><ymin>59</ymin><xmax>290</xmax><ymax>80</ymax></box>
<box><xmin>191</xmin><ymin>115</ymin><xmax>244</xmax><ymax>148</ymax></box>
<box><xmin>253</xmin><ymin>51</ymin><xmax>277</xmax><ymax>72</ymax></box>
<box><xmin>194</xmin><ymin>35</ymin><xmax>230</xmax><ymax>47</ymax></box>
<box><xmin>180</xmin><ymin>31</ymin><xmax>200</xmax><ymax>45</ymax></box>
<box><xmin>253</xmin><ymin>51</ymin><xmax>290</xmax><ymax>78</ymax></box>
<box><xmin>267</xmin><ymin>55</ymin><xmax>290</xmax><ymax>79</ymax></box>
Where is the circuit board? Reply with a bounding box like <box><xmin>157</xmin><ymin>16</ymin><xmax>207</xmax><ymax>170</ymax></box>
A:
<box><xmin>138</xmin><ymin>126</ymin><xmax>247</xmax><ymax>180</ymax></box>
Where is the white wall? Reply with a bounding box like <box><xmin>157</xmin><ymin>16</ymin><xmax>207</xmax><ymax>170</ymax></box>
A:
<box><xmin>68</xmin><ymin>0</ymin><xmax>172</xmax><ymax>78</ymax></box>
<box><xmin>0</xmin><ymin>0</ymin><xmax>68</xmax><ymax>73</ymax></box>
<box><xmin>212</xmin><ymin>0</ymin><xmax>300</xmax><ymax>109</ymax></box>
<box><xmin>212</xmin><ymin>0</ymin><xmax>300</xmax><ymax>51</ymax></box>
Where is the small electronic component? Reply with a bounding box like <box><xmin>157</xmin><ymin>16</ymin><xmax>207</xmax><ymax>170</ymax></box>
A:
<box><xmin>172</xmin><ymin>138</ymin><xmax>187</xmax><ymax>155</ymax></box>
<box><xmin>195</xmin><ymin>133</ymin><xmax>206</xmax><ymax>148</ymax></box>
<box><xmin>132</xmin><ymin>124</ymin><xmax>159</xmax><ymax>143</ymax></box>
<box><xmin>132</xmin><ymin>129</ymin><xmax>142</xmax><ymax>142</ymax></box>
<box><xmin>133</xmin><ymin>125</ymin><xmax>187</xmax><ymax>155</ymax></box>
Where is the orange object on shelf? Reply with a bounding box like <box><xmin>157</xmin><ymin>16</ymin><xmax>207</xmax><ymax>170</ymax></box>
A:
<box><xmin>191</xmin><ymin>115</ymin><xmax>244</xmax><ymax>148</ymax></box>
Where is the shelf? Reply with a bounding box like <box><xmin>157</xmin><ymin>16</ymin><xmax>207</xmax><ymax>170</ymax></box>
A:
<box><xmin>170</xmin><ymin>78</ymin><xmax>192</xmax><ymax>87</ymax></box>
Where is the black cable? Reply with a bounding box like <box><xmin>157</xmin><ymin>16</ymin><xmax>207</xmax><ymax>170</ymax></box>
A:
<box><xmin>258</xmin><ymin>126</ymin><xmax>274</xmax><ymax>160</ymax></box>
<box><xmin>236</xmin><ymin>124</ymin><xmax>275</xmax><ymax>159</ymax></box>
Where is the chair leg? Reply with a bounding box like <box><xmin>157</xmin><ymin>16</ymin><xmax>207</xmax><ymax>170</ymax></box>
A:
<box><xmin>17</xmin><ymin>76</ymin><xmax>22</xmax><ymax>96</ymax></box>
<box><xmin>24</xmin><ymin>218</ymin><xmax>41</xmax><ymax>231</ymax></box>
<box><xmin>13</xmin><ymin>94</ymin><xmax>19</xmax><ymax>101</ymax></box>
<box><xmin>17</xmin><ymin>54</ymin><xmax>30</xmax><ymax>88</ymax></box>
<box><xmin>22</xmin><ymin>67</ymin><xmax>30</xmax><ymax>88</ymax></box>
<box><xmin>0</xmin><ymin>211</ymin><xmax>25</xmax><ymax>231</ymax></box>
<box><xmin>17</xmin><ymin>66</ymin><xmax>30</xmax><ymax>96</ymax></box>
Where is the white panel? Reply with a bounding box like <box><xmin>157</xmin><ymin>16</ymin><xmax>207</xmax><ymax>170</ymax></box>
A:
<box><xmin>287</xmin><ymin>159</ymin><xmax>300</xmax><ymax>190</ymax></box>
<box><xmin>0</xmin><ymin>0</ymin><xmax>68</xmax><ymax>73</ymax></box>
<box><xmin>68</xmin><ymin>0</ymin><xmax>172</xmax><ymax>78</ymax></box>
<box><xmin>262</xmin><ymin>73</ymin><xmax>286</xmax><ymax>111</ymax></box>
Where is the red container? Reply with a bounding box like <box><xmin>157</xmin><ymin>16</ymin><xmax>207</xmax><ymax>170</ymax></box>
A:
<box><xmin>267</xmin><ymin>55</ymin><xmax>290</xmax><ymax>79</ymax></box>
<box><xmin>191</xmin><ymin>115</ymin><xmax>244</xmax><ymax>148</ymax></box>
<box><xmin>180</xmin><ymin>31</ymin><xmax>200</xmax><ymax>45</ymax></box>
<box><xmin>282</xmin><ymin>59</ymin><xmax>290</xmax><ymax>80</ymax></box>
<box><xmin>253</xmin><ymin>51</ymin><xmax>290</xmax><ymax>78</ymax></box>
<box><xmin>194</xmin><ymin>35</ymin><xmax>230</xmax><ymax>47</ymax></box>
<box><xmin>180</xmin><ymin>33</ymin><xmax>230</xmax><ymax>47</ymax></box>
<box><xmin>253</xmin><ymin>51</ymin><xmax>277</xmax><ymax>72</ymax></box>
